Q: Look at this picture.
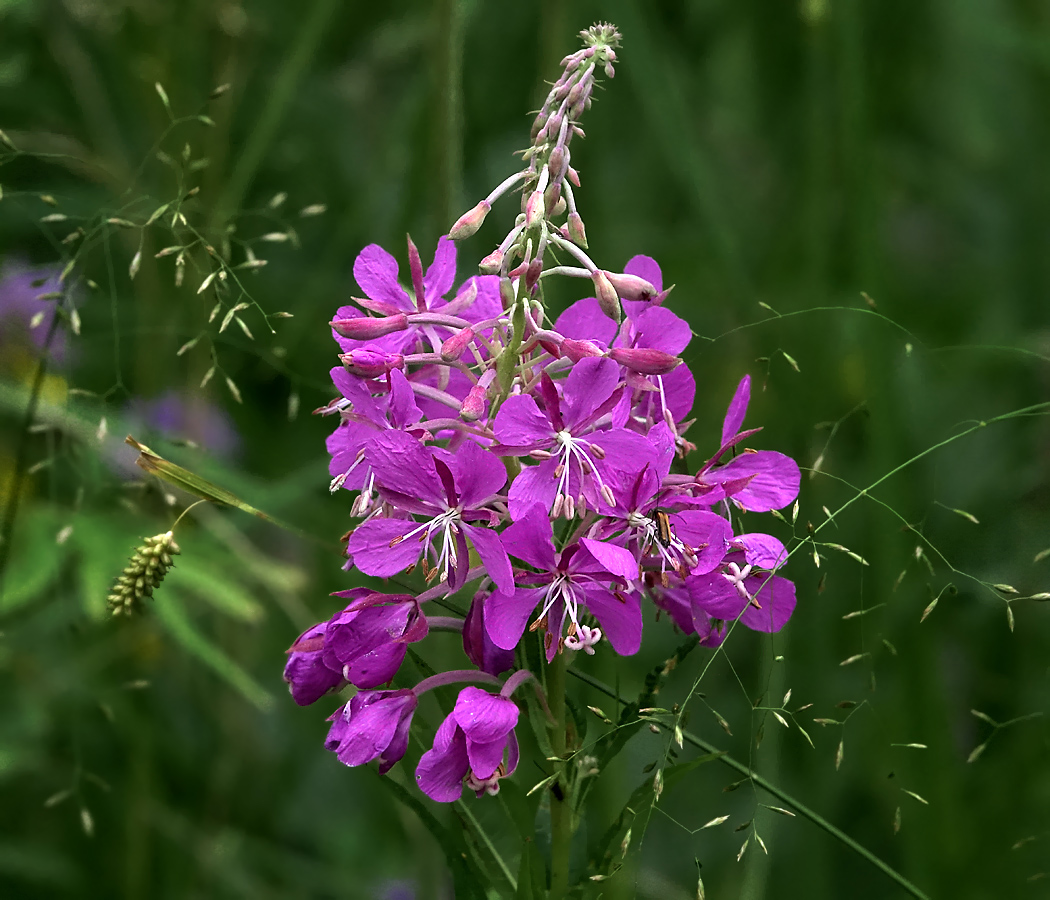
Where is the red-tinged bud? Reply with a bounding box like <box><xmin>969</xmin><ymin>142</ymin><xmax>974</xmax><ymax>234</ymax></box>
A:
<box><xmin>525</xmin><ymin>259</ymin><xmax>543</xmax><ymax>292</ymax></box>
<box><xmin>499</xmin><ymin>276</ymin><xmax>516</xmax><ymax>310</ymax></box>
<box><xmin>525</xmin><ymin>189</ymin><xmax>545</xmax><ymax>226</ymax></box>
<box><xmin>538</xmin><ymin>339</ymin><xmax>562</xmax><ymax>358</ymax></box>
<box><xmin>339</xmin><ymin>349</ymin><xmax>405</xmax><ymax>378</ymax></box>
<box><xmin>562</xmin><ymin>338</ymin><xmax>604</xmax><ymax>362</ymax></box>
<box><xmin>567</xmin><ymin>212</ymin><xmax>587</xmax><ymax>248</ymax></box>
<box><xmin>543</xmin><ymin>182</ymin><xmax>562</xmax><ymax>212</ymax></box>
<box><xmin>610</xmin><ymin>347</ymin><xmax>683</xmax><ymax>375</ymax></box>
<box><xmin>460</xmin><ymin>382</ymin><xmax>489</xmax><ymax>421</ymax></box>
<box><xmin>548</xmin><ymin>146</ymin><xmax>565</xmax><ymax>178</ymax></box>
<box><xmin>592</xmin><ymin>270</ymin><xmax>621</xmax><ymax>323</ymax></box>
<box><xmin>331</xmin><ymin>313</ymin><xmax>408</xmax><ymax>339</ymax></box>
<box><xmin>449</xmin><ymin>201</ymin><xmax>491</xmax><ymax>240</ymax></box>
<box><xmin>605</xmin><ymin>62</ymin><xmax>615</xmax><ymax>78</ymax></box>
<box><xmin>352</xmin><ymin>295</ymin><xmax>402</xmax><ymax>316</ymax></box>
<box><xmin>440</xmin><ymin>327</ymin><xmax>475</xmax><ymax>361</ymax></box>
<box><xmin>604</xmin><ymin>271</ymin><xmax>658</xmax><ymax>303</ymax></box>
<box><xmin>479</xmin><ymin>248</ymin><xmax>503</xmax><ymax>275</ymax></box>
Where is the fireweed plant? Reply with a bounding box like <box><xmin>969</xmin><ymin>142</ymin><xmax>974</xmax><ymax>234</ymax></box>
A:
<box><xmin>284</xmin><ymin>23</ymin><xmax>811</xmax><ymax>894</ymax></box>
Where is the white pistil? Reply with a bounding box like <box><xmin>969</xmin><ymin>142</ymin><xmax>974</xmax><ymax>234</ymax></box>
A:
<box><xmin>723</xmin><ymin>561</ymin><xmax>761</xmax><ymax>608</ymax></box>
<box><xmin>564</xmin><ymin>624</ymin><xmax>602</xmax><ymax>654</ymax></box>
<box><xmin>551</xmin><ymin>429</ymin><xmax>616</xmax><ymax>517</ymax></box>
<box><xmin>397</xmin><ymin>508</ymin><xmax>462</xmax><ymax>585</ymax></box>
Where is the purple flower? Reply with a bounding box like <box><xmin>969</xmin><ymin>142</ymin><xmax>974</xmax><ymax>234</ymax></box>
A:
<box><xmin>686</xmin><ymin>538</ymin><xmax>796</xmax><ymax>633</ymax></box>
<box><xmin>649</xmin><ymin>579</ymin><xmax>727</xmax><ymax>648</ymax></box>
<box><xmin>462</xmin><ymin>591</ymin><xmax>516</xmax><ymax>676</ymax></box>
<box><xmin>347</xmin><ymin>431</ymin><xmax>513</xmax><ymax>593</ymax></box>
<box><xmin>283</xmin><ymin>622</ymin><xmax>345</xmax><ymax>706</ymax></box>
<box><xmin>324</xmin><ymin>589</ymin><xmax>428</xmax><ymax>688</ymax></box>
<box><xmin>692</xmin><ymin>376</ymin><xmax>801</xmax><ymax>512</ymax></box>
<box><xmin>415</xmin><ymin>687</ymin><xmax>520</xmax><ymax>801</ymax></box>
<box><xmin>0</xmin><ymin>260</ymin><xmax>70</xmax><ymax>364</ymax></box>
<box><xmin>326</xmin><ymin>689</ymin><xmax>417</xmax><ymax>773</ymax></box>
<box><xmin>493</xmin><ymin>357</ymin><xmax>652</xmax><ymax>520</ymax></box>
<box><xmin>126</xmin><ymin>390</ymin><xmax>241</xmax><ymax>460</ymax></box>
<box><xmin>487</xmin><ymin>504</ymin><xmax>642</xmax><ymax>660</ymax></box>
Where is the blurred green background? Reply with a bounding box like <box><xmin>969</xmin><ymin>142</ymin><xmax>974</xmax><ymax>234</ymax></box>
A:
<box><xmin>1</xmin><ymin>0</ymin><xmax>1048</xmax><ymax>897</ymax></box>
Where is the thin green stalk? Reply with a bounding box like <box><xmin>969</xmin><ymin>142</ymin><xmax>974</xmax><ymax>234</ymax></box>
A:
<box><xmin>456</xmin><ymin>799</ymin><xmax>517</xmax><ymax>892</ymax></box>
<box><xmin>569</xmin><ymin>669</ymin><xmax>931</xmax><ymax>900</ymax></box>
<box><xmin>547</xmin><ymin>651</ymin><xmax>572</xmax><ymax>899</ymax></box>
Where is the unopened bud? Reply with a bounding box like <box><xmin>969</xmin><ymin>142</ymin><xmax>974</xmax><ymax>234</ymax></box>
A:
<box><xmin>460</xmin><ymin>382</ymin><xmax>489</xmax><ymax>421</ymax></box>
<box><xmin>525</xmin><ymin>189</ymin><xmax>545</xmax><ymax>226</ymax></box>
<box><xmin>499</xmin><ymin>276</ymin><xmax>516</xmax><ymax>310</ymax></box>
<box><xmin>567</xmin><ymin>212</ymin><xmax>588</xmax><ymax>248</ymax></box>
<box><xmin>592</xmin><ymin>270</ymin><xmax>621</xmax><ymax>323</ymax></box>
<box><xmin>449</xmin><ymin>201</ymin><xmax>491</xmax><ymax>240</ymax></box>
<box><xmin>609</xmin><ymin>347</ymin><xmax>683</xmax><ymax>376</ymax></box>
<box><xmin>339</xmin><ymin>349</ymin><xmax>405</xmax><ymax>377</ymax></box>
<box><xmin>479</xmin><ymin>248</ymin><xmax>503</xmax><ymax>275</ymax></box>
<box><xmin>605</xmin><ymin>62</ymin><xmax>615</xmax><ymax>78</ymax></box>
<box><xmin>440</xmin><ymin>327</ymin><xmax>475</xmax><ymax>361</ymax></box>
<box><xmin>543</xmin><ymin>182</ymin><xmax>562</xmax><ymax>212</ymax></box>
<box><xmin>604</xmin><ymin>270</ymin><xmax>658</xmax><ymax>303</ymax></box>
<box><xmin>548</xmin><ymin>146</ymin><xmax>566</xmax><ymax>179</ymax></box>
<box><xmin>567</xmin><ymin>166</ymin><xmax>581</xmax><ymax>187</ymax></box>
<box><xmin>551</xmin><ymin>196</ymin><xmax>567</xmax><ymax>217</ymax></box>
<box><xmin>331</xmin><ymin>313</ymin><xmax>408</xmax><ymax>339</ymax></box>
<box><xmin>525</xmin><ymin>258</ymin><xmax>543</xmax><ymax>292</ymax></box>
<box><xmin>562</xmin><ymin>338</ymin><xmax>605</xmax><ymax>362</ymax></box>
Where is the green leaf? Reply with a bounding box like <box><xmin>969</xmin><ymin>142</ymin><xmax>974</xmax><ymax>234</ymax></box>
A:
<box><xmin>170</xmin><ymin>558</ymin><xmax>264</xmax><ymax>623</ymax></box>
<box><xmin>153</xmin><ymin>594</ymin><xmax>272</xmax><ymax>711</ymax></box>
<box><xmin>514</xmin><ymin>839</ymin><xmax>546</xmax><ymax>900</ymax></box>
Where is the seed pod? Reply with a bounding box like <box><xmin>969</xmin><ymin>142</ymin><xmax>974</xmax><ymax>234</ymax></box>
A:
<box><xmin>107</xmin><ymin>532</ymin><xmax>181</xmax><ymax>616</ymax></box>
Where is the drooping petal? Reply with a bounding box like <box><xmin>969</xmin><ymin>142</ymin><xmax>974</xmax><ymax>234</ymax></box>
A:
<box><xmin>423</xmin><ymin>235</ymin><xmax>457</xmax><ymax>303</ymax></box>
<box><xmin>415</xmin><ymin>714</ymin><xmax>469</xmax><ymax>802</ymax></box>
<box><xmin>485</xmin><ymin>586</ymin><xmax>547</xmax><ymax>651</ymax></box>
<box><xmin>334</xmin><ymin>691</ymin><xmax>416</xmax><ymax>767</ymax></box>
<box><xmin>462</xmin><ymin>592</ymin><xmax>515</xmax><ymax>675</ymax></box>
<box><xmin>461</xmin><ymin>523</ymin><xmax>514</xmax><ymax>594</ymax></box>
<box><xmin>347</xmin><ymin>517</ymin><xmax>427</xmax><ymax>578</ymax></box>
<box><xmin>582</xmin><ymin>584</ymin><xmax>642</xmax><ymax>656</ymax></box>
<box><xmin>721</xmin><ymin>375</ymin><xmax>751</xmax><ymax>446</ymax></box>
<box><xmin>717</xmin><ymin>451</ymin><xmax>800</xmax><ymax>512</ymax></box>
<box><xmin>353</xmin><ymin>244</ymin><xmax>412</xmax><ymax>311</ymax></box>
<box><xmin>283</xmin><ymin>623</ymin><xmax>343</xmax><ymax>705</ymax></box>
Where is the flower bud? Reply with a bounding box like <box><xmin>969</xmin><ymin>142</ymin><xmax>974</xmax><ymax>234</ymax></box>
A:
<box><xmin>525</xmin><ymin>258</ymin><xmax>543</xmax><ymax>292</ymax></box>
<box><xmin>562</xmin><ymin>338</ymin><xmax>604</xmax><ymax>362</ymax></box>
<box><xmin>448</xmin><ymin>201</ymin><xmax>491</xmax><ymax>240</ymax></box>
<box><xmin>460</xmin><ymin>382</ymin><xmax>489</xmax><ymax>421</ymax></box>
<box><xmin>331</xmin><ymin>313</ymin><xmax>408</xmax><ymax>339</ymax></box>
<box><xmin>525</xmin><ymin>189</ymin><xmax>545</xmax><ymax>226</ymax></box>
<box><xmin>567</xmin><ymin>165</ymin><xmax>581</xmax><ymax>186</ymax></box>
<box><xmin>609</xmin><ymin>346</ymin><xmax>683</xmax><ymax>376</ymax></box>
<box><xmin>440</xmin><ymin>327</ymin><xmax>475</xmax><ymax>361</ymax></box>
<box><xmin>340</xmin><ymin>349</ymin><xmax>405</xmax><ymax>377</ymax></box>
<box><xmin>462</xmin><ymin>592</ymin><xmax>515</xmax><ymax>676</ymax></box>
<box><xmin>543</xmin><ymin>181</ymin><xmax>562</xmax><ymax>212</ymax></box>
<box><xmin>604</xmin><ymin>270</ymin><xmax>658</xmax><ymax>303</ymax></box>
<box><xmin>550</xmin><ymin>196</ymin><xmax>567</xmax><ymax>217</ymax></box>
<box><xmin>592</xmin><ymin>269</ymin><xmax>621</xmax><ymax>323</ymax></box>
<box><xmin>478</xmin><ymin>248</ymin><xmax>503</xmax><ymax>275</ymax></box>
<box><xmin>499</xmin><ymin>276</ymin><xmax>516</xmax><ymax>310</ymax></box>
<box><xmin>567</xmin><ymin>212</ymin><xmax>587</xmax><ymax>248</ymax></box>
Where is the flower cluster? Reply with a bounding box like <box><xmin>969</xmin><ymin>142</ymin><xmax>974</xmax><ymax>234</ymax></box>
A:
<box><xmin>284</xmin><ymin>23</ymin><xmax>800</xmax><ymax>804</ymax></box>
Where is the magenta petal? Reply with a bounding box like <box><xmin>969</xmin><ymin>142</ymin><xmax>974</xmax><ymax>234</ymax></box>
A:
<box><xmin>493</xmin><ymin>394</ymin><xmax>554</xmax><ymax>448</ymax></box>
<box><xmin>347</xmin><ymin>518</ymin><xmax>424</xmax><ymax>577</ymax></box>
<box><xmin>582</xmin><ymin>584</ymin><xmax>642</xmax><ymax>655</ymax></box>
<box><xmin>499</xmin><ymin>504</ymin><xmax>558</xmax><ymax>571</ymax></box>
<box><xmin>416</xmin><ymin>714</ymin><xmax>469</xmax><ymax>802</ymax></box>
<box><xmin>462</xmin><ymin>524</ymin><xmax>514</xmax><ymax>594</ymax></box>
<box><xmin>424</xmin><ymin>235</ymin><xmax>457</xmax><ymax>303</ymax></box>
<box><xmin>735</xmin><ymin>533</ymin><xmax>788</xmax><ymax>569</ymax></box>
<box><xmin>562</xmin><ymin>357</ymin><xmax>620</xmax><ymax>428</ymax></box>
<box><xmin>365</xmin><ymin>431</ymin><xmax>445</xmax><ymax>507</ymax></box>
<box><xmin>670</xmin><ymin>510</ymin><xmax>732</xmax><ymax>574</ymax></box>
<box><xmin>578</xmin><ymin>538</ymin><xmax>639</xmax><ymax>580</ymax></box>
<box><xmin>388</xmin><ymin>369</ymin><xmax>423</xmax><ymax>428</ymax></box>
<box><xmin>336</xmin><ymin>694</ymin><xmax>409</xmax><ymax>766</ymax></box>
<box><xmin>660</xmin><ymin>365</ymin><xmax>695</xmax><ymax>424</ymax></box>
<box><xmin>507</xmin><ymin>459</ymin><xmax>560</xmax><ymax>521</ymax></box>
<box><xmin>449</xmin><ymin>440</ymin><xmax>507</xmax><ymax>508</ymax></box>
<box><xmin>718</xmin><ymin>451</ymin><xmax>800</xmax><ymax>512</ymax></box>
<box><xmin>353</xmin><ymin>244</ymin><xmax>413</xmax><ymax>311</ymax></box>
<box><xmin>485</xmin><ymin>586</ymin><xmax>547</xmax><ymax>650</ymax></box>
<box><xmin>721</xmin><ymin>375</ymin><xmax>751</xmax><ymax>446</ymax></box>
<box><xmin>454</xmin><ymin>687</ymin><xmax>519</xmax><ymax>745</ymax></box>
<box><xmin>631</xmin><ymin>306</ymin><xmax>691</xmax><ymax>355</ymax></box>
<box><xmin>624</xmin><ymin>254</ymin><xmax>664</xmax><ymax>292</ymax></box>
<box><xmin>554</xmin><ymin>297</ymin><xmax>618</xmax><ymax>346</ymax></box>
<box><xmin>687</xmin><ymin>571</ymin><xmax>796</xmax><ymax>633</ymax></box>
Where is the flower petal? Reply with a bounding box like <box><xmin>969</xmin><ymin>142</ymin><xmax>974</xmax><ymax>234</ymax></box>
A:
<box><xmin>554</xmin><ymin>297</ymin><xmax>618</xmax><ymax>346</ymax></box>
<box><xmin>416</xmin><ymin>714</ymin><xmax>469</xmax><ymax>802</ymax></box>
<box><xmin>347</xmin><ymin>518</ymin><xmax>426</xmax><ymax>578</ymax></box>
<box><xmin>485</xmin><ymin>586</ymin><xmax>547</xmax><ymax>650</ymax></box>
<box><xmin>353</xmin><ymin>244</ymin><xmax>412</xmax><ymax>311</ymax></box>
<box><xmin>562</xmin><ymin>357</ymin><xmax>621</xmax><ymax>428</ymax></box>
<box><xmin>365</xmin><ymin>431</ymin><xmax>445</xmax><ymax>507</ymax></box>
<box><xmin>499</xmin><ymin>504</ymin><xmax>558</xmax><ymax>571</ymax></box>
<box><xmin>461</xmin><ymin>523</ymin><xmax>514</xmax><ymax>594</ymax></box>
<box><xmin>717</xmin><ymin>451</ymin><xmax>800</xmax><ymax>512</ymax></box>
<box><xmin>493</xmin><ymin>394</ymin><xmax>554</xmax><ymax>449</ymax></box>
<box><xmin>453</xmin><ymin>687</ymin><xmax>519</xmax><ymax>746</ymax></box>
<box><xmin>423</xmin><ymin>235</ymin><xmax>457</xmax><ymax>303</ymax></box>
<box><xmin>734</xmin><ymin>533</ymin><xmax>788</xmax><ymax>569</ymax></box>
<box><xmin>582</xmin><ymin>584</ymin><xmax>642</xmax><ymax>655</ymax></box>
<box><xmin>721</xmin><ymin>375</ymin><xmax>751</xmax><ymax>446</ymax></box>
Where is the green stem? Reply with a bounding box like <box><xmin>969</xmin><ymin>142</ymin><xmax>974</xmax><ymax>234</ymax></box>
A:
<box><xmin>547</xmin><ymin>651</ymin><xmax>571</xmax><ymax>899</ymax></box>
<box><xmin>569</xmin><ymin>669</ymin><xmax>931</xmax><ymax>900</ymax></box>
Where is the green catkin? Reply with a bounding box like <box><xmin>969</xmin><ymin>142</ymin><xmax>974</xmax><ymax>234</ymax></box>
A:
<box><xmin>106</xmin><ymin>531</ymin><xmax>181</xmax><ymax>616</ymax></box>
